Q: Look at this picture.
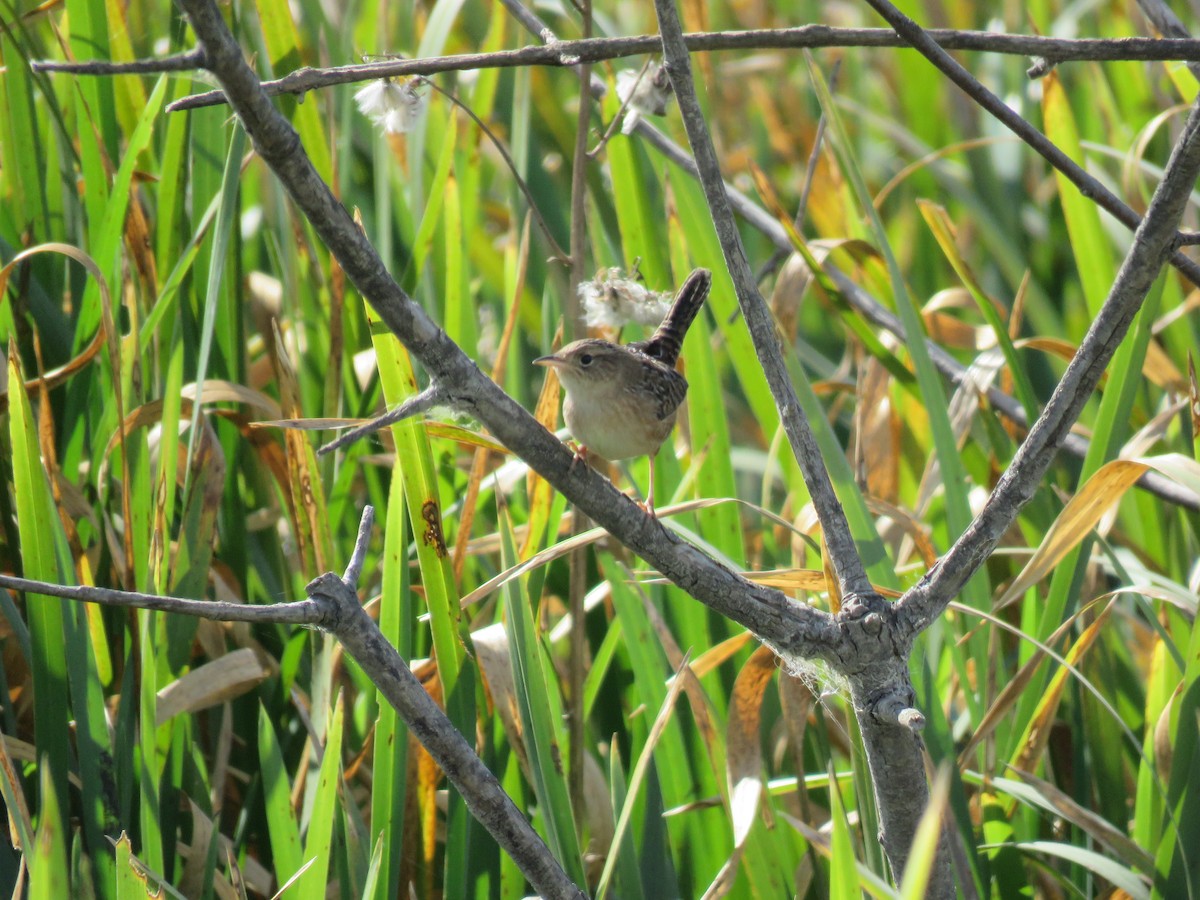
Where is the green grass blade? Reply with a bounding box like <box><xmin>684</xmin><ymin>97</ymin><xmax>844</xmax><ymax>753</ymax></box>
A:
<box><xmin>6</xmin><ymin>353</ymin><xmax>72</xmax><ymax>824</ymax></box>
<box><xmin>29</xmin><ymin>763</ymin><xmax>68</xmax><ymax>900</ymax></box>
<box><xmin>299</xmin><ymin>691</ymin><xmax>345</xmax><ymax>896</ymax></box>
<box><xmin>258</xmin><ymin>703</ymin><xmax>304</xmax><ymax>886</ymax></box>
<box><xmin>0</xmin><ymin>21</ymin><xmax>50</xmax><ymax>235</ymax></box>
<box><xmin>185</xmin><ymin>123</ymin><xmax>245</xmax><ymax>485</ymax></box>
<box><xmin>606</xmin><ymin>742</ymin><xmax>647</xmax><ymax>900</ymax></box>
<box><xmin>606</xmin><ymin>85</ymin><xmax>669</xmax><ymax>285</ymax></box>
<box><xmin>497</xmin><ymin>509</ymin><xmax>586</xmax><ymax>886</ymax></box>
<box><xmin>1041</xmin><ymin>72</ymin><xmax>1118</xmax><ymax>319</ymax></box>
<box><xmin>369</xmin><ymin>465</ymin><xmax>412</xmax><ymax>900</ymax></box>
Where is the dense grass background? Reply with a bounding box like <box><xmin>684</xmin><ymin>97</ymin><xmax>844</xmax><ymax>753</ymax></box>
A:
<box><xmin>2</xmin><ymin>0</ymin><xmax>1199</xmax><ymax>896</ymax></box>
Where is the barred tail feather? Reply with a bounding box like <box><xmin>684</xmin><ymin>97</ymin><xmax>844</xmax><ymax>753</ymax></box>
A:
<box><xmin>641</xmin><ymin>267</ymin><xmax>711</xmax><ymax>366</ymax></box>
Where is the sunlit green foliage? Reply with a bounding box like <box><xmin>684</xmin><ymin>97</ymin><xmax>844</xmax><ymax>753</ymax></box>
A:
<box><xmin>1</xmin><ymin>0</ymin><xmax>1198</xmax><ymax>897</ymax></box>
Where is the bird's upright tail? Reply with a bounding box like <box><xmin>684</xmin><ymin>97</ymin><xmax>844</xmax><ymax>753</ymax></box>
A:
<box><xmin>638</xmin><ymin>267</ymin><xmax>711</xmax><ymax>367</ymax></box>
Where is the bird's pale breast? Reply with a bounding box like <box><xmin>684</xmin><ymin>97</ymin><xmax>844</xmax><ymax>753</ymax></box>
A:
<box><xmin>562</xmin><ymin>381</ymin><xmax>677</xmax><ymax>461</ymax></box>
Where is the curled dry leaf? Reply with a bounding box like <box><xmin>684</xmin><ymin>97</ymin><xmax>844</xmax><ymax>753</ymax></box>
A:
<box><xmin>155</xmin><ymin>648</ymin><xmax>270</xmax><ymax>726</ymax></box>
<box><xmin>856</xmin><ymin>356</ymin><xmax>899</xmax><ymax>504</ymax></box>
<box><xmin>727</xmin><ymin>645</ymin><xmax>779</xmax><ymax>848</ymax></box>
<box><xmin>1154</xmin><ymin>690</ymin><xmax>1175</xmax><ymax>785</ymax></box>
<box><xmin>997</xmin><ymin>455</ymin><xmax>1200</xmax><ymax>609</ymax></box>
<box><xmin>1008</xmin><ymin>602</ymin><xmax>1114</xmax><ymax>778</ymax></box>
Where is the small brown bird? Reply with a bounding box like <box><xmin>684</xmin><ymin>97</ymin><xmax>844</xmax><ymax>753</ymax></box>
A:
<box><xmin>534</xmin><ymin>268</ymin><xmax>711</xmax><ymax>515</ymax></box>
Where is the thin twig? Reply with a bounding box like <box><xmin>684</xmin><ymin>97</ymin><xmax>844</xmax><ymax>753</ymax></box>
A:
<box><xmin>756</xmin><ymin>59</ymin><xmax>841</xmax><ymax>283</ymax></box>
<box><xmin>567</xmin><ymin>45</ymin><xmax>594</xmax><ymax>336</ymax></box>
<box><xmin>497</xmin><ymin>0</ymin><xmax>559</xmax><ymax>44</ymax></box>
<box><xmin>795</xmin><ymin>58</ymin><xmax>841</xmax><ymax>237</ymax></box>
<box><xmin>341</xmin><ymin>504</ymin><xmax>375</xmax><ymax>586</ymax></box>
<box><xmin>0</xmin><ymin>573</ymin><xmax>325</xmax><ymax>625</ymax></box>
<box><xmin>146</xmin><ymin>28</ymin><xmax>1200</xmax><ymax>112</ymax></box>
<box><xmin>317</xmin><ymin>384</ymin><xmax>445</xmax><ymax>457</ymax></box>
<box><xmin>588</xmin><ymin>56</ymin><xmax>652</xmax><ymax>157</ymax></box>
<box><xmin>32</xmin><ymin>48</ymin><xmax>206</xmax><ymax>75</ymax></box>
<box><xmin>1136</xmin><ymin>0</ymin><xmax>1200</xmax><ymax>79</ymax></box>
<box><xmin>418</xmin><ymin>78</ymin><xmax>570</xmax><ymax>264</ymax></box>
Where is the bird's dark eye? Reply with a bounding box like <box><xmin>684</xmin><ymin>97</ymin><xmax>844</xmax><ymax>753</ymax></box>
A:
<box><xmin>580</xmin><ymin>353</ymin><xmax>593</xmax><ymax>366</ymax></box>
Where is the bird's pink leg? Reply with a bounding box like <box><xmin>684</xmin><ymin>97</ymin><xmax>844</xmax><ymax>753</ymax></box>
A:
<box><xmin>568</xmin><ymin>442</ymin><xmax>589</xmax><ymax>473</ymax></box>
<box><xmin>639</xmin><ymin>454</ymin><xmax>658</xmax><ymax>518</ymax></box>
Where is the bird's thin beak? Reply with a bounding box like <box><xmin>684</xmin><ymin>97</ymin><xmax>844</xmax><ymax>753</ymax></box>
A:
<box><xmin>533</xmin><ymin>354</ymin><xmax>564</xmax><ymax>368</ymax></box>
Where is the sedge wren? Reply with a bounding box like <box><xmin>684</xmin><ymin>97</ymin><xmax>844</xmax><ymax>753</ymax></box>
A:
<box><xmin>534</xmin><ymin>267</ymin><xmax>712</xmax><ymax>515</ymax></box>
